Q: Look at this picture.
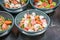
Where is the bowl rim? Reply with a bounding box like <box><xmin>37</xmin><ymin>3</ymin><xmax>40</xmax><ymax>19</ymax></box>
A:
<box><xmin>0</xmin><ymin>11</ymin><xmax>14</xmax><ymax>37</ymax></box>
<box><xmin>1</xmin><ymin>0</ymin><xmax>29</xmax><ymax>10</ymax></box>
<box><xmin>15</xmin><ymin>9</ymin><xmax>50</xmax><ymax>35</ymax></box>
<box><xmin>30</xmin><ymin>0</ymin><xmax>60</xmax><ymax>10</ymax></box>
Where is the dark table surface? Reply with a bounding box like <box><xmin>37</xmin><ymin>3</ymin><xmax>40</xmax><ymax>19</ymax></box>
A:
<box><xmin>0</xmin><ymin>4</ymin><xmax>60</xmax><ymax>40</ymax></box>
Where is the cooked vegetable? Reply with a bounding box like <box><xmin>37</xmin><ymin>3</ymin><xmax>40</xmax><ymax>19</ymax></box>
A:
<box><xmin>0</xmin><ymin>15</ymin><xmax>12</xmax><ymax>31</ymax></box>
<box><xmin>48</xmin><ymin>0</ymin><xmax>52</xmax><ymax>4</ymax></box>
<box><xmin>0</xmin><ymin>16</ymin><xmax>5</xmax><ymax>26</ymax></box>
<box><xmin>41</xmin><ymin>0</ymin><xmax>47</xmax><ymax>2</ymax></box>
<box><xmin>34</xmin><ymin>0</ymin><xmax>40</xmax><ymax>2</ymax></box>
<box><xmin>4</xmin><ymin>0</ymin><xmax>27</xmax><ymax>8</ymax></box>
<box><xmin>4</xmin><ymin>20</ymin><xmax>12</xmax><ymax>25</ymax></box>
<box><xmin>19</xmin><ymin>12</ymin><xmax>47</xmax><ymax>32</ymax></box>
<box><xmin>34</xmin><ymin>0</ymin><xmax>56</xmax><ymax>9</ymax></box>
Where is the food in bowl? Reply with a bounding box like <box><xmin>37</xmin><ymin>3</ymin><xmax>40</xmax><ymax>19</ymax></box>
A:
<box><xmin>19</xmin><ymin>12</ymin><xmax>47</xmax><ymax>32</ymax></box>
<box><xmin>34</xmin><ymin>0</ymin><xmax>56</xmax><ymax>9</ymax></box>
<box><xmin>0</xmin><ymin>15</ymin><xmax>12</xmax><ymax>31</ymax></box>
<box><xmin>4</xmin><ymin>0</ymin><xmax>27</xmax><ymax>8</ymax></box>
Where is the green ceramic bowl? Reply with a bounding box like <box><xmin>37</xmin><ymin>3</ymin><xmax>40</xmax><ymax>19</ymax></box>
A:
<box><xmin>0</xmin><ymin>11</ymin><xmax>14</xmax><ymax>37</ymax></box>
<box><xmin>15</xmin><ymin>9</ymin><xmax>50</xmax><ymax>36</ymax></box>
<box><xmin>30</xmin><ymin>0</ymin><xmax>60</xmax><ymax>14</ymax></box>
<box><xmin>0</xmin><ymin>0</ymin><xmax>29</xmax><ymax>13</ymax></box>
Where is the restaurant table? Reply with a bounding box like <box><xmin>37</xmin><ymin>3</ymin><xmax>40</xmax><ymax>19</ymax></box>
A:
<box><xmin>0</xmin><ymin>4</ymin><xmax>60</xmax><ymax>40</ymax></box>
